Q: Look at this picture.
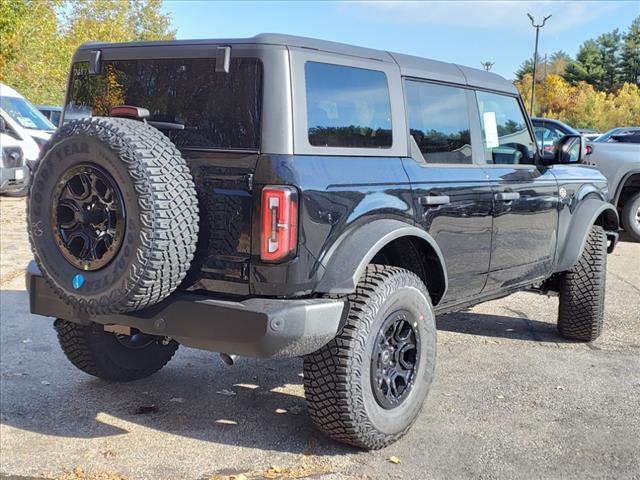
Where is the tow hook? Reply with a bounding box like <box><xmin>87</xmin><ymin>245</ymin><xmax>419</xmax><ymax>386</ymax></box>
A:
<box><xmin>219</xmin><ymin>353</ymin><xmax>237</xmax><ymax>366</ymax></box>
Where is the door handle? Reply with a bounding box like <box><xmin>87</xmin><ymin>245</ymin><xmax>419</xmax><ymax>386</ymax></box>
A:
<box><xmin>495</xmin><ymin>192</ymin><xmax>520</xmax><ymax>201</ymax></box>
<box><xmin>419</xmin><ymin>195</ymin><xmax>450</xmax><ymax>206</ymax></box>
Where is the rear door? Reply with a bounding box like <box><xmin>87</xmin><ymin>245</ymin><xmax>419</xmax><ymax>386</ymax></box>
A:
<box><xmin>401</xmin><ymin>80</ymin><xmax>493</xmax><ymax>302</ymax></box>
<box><xmin>474</xmin><ymin>91</ymin><xmax>559</xmax><ymax>291</ymax></box>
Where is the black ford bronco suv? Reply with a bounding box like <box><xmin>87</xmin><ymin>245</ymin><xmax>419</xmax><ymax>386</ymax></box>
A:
<box><xmin>26</xmin><ymin>34</ymin><xmax>619</xmax><ymax>449</ymax></box>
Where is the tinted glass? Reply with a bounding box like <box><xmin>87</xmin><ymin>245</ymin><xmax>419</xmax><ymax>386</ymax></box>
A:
<box><xmin>66</xmin><ymin>58</ymin><xmax>262</xmax><ymax>150</ymax></box>
<box><xmin>476</xmin><ymin>91</ymin><xmax>535</xmax><ymax>165</ymax></box>
<box><xmin>534</xmin><ymin>124</ymin><xmax>565</xmax><ymax>153</ymax></box>
<box><xmin>0</xmin><ymin>96</ymin><xmax>55</xmax><ymax>131</ymax></box>
<box><xmin>406</xmin><ymin>81</ymin><xmax>472</xmax><ymax>164</ymax></box>
<box><xmin>305</xmin><ymin>62</ymin><xmax>392</xmax><ymax>148</ymax></box>
<box><xmin>50</xmin><ymin>111</ymin><xmax>61</xmax><ymax>127</ymax></box>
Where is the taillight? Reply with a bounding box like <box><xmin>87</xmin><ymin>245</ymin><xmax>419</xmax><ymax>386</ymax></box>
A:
<box><xmin>260</xmin><ymin>186</ymin><xmax>298</xmax><ymax>262</ymax></box>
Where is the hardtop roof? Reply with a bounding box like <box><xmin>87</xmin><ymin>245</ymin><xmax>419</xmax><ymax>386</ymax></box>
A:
<box><xmin>78</xmin><ymin>33</ymin><xmax>517</xmax><ymax>94</ymax></box>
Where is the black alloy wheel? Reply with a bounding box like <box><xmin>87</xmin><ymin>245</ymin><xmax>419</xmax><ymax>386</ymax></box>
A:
<box><xmin>370</xmin><ymin>309</ymin><xmax>420</xmax><ymax>409</ymax></box>
<box><xmin>52</xmin><ymin>163</ymin><xmax>125</xmax><ymax>271</ymax></box>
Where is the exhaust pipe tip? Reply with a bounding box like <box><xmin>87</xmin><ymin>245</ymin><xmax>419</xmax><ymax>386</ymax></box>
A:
<box><xmin>219</xmin><ymin>353</ymin><xmax>237</xmax><ymax>366</ymax></box>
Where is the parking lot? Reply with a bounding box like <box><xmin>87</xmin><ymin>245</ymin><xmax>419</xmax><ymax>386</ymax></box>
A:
<box><xmin>1</xmin><ymin>195</ymin><xmax>639</xmax><ymax>479</ymax></box>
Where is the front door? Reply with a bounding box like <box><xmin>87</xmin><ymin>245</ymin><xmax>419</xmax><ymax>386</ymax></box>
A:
<box><xmin>402</xmin><ymin>80</ymin><xmax>493</xmax><ymax>303</ymax></box>
<box><xmin>474</xmin><ymin>91</ymin><xmax>559</xmax><ymax>291</ymax></box>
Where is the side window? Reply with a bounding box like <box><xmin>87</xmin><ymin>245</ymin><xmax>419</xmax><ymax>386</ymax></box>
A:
<box><xmin>476</xmin><ymin>91</ymin><xmax>535</xmax><ymax>165</ymax></box>
<box><xmin>305</xmin><ymin>62</ymin><xmax>392</xmax><ymax>148</ymax></box>
<box><xmin>405</xmin><ymin>80</ymin><xmax>472</xmax><ymax>164</ymax></box>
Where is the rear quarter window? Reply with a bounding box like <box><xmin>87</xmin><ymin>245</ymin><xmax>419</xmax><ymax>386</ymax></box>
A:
<box><xmin>305</xmin><ymin>62</ymin><xmax>392</xmax><ymax>148</ymax></box>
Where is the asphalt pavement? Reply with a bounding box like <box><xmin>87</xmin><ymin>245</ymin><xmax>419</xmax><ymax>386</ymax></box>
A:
<box><xmin>1</xmin><ymin>197</ymin><xmax>639</xmax><ymax>480</ymax></box>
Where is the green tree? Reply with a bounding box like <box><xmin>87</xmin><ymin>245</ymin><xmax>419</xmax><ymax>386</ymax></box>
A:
<box><xmin>548</xmin><ymin>51</ymin><xmax>571</xmax><ymax>76</ymax></box>
<box><xmin>0</xmin><ymin>0</ymin><xmax>29</xmax><ymax>79</ymax></box>
<box><xmin>621</xmin><ymin>16</ymin><xmax>640</xmax><ymax>84</ymax></box>
<box><xmin>597</xmin><ymin>28</ymin><xmax>622</xmax><ymax>91</ymax></box>
<box><xmin>2</xmin><ymin>0</ymin><xmax>66</xmax><ymax>103</ymax></box>
<box><xmin>515</xmin><ymin>53</ymin><xmax>545</xmax><ymax>81</ymax></box>
<box><xmin>564</xmin><ymin>39</ymin><xmax>606</xmax><ymax>88</ymax></box>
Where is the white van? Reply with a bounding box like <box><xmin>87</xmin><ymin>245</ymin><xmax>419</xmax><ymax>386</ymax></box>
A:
<box><xmin>0</xmin><ymin>83</ymin><xmax>55</xmax><ymax>164</ymax></box>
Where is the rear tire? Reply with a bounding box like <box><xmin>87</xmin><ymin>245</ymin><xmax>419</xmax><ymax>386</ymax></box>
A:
<box><xmin>621</xmin><ymin>191</ymin><xmax>640</xmax><ymax>242</ymax></box>
<box><xmin>303</xmin><ymin>265</ymin><xmax>436</xmax><ymax>449</ymax></box>
<box><xmin>54</xmin><ymin>320</ymin><xmax>179</xmax><ymax>382</ymax></box>
<box><xmin>557</xmin><ymin>225</ymin><xmax>607</xmax><ymax>341</ymax></box>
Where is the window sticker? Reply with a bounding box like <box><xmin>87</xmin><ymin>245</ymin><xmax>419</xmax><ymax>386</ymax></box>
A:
<box><xmin>483</xmin><ymin>111</ymin><xmax>500</xmax><ymax>148</ymax></box>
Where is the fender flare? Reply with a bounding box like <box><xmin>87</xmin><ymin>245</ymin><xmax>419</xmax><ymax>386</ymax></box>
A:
<box><xmin>613</xmin><ymin>169</ymin><xmax>640</xmax><ymax>207</ymax></box>
<box><xmin>315</xmin><ymin>219</ymin><xmax>448</xmax><ymax>296</ymax></box>
<box><xmin>555</xmin><ymin>198</ymin><xmax>619</xmax><ymax>272</ymax></box>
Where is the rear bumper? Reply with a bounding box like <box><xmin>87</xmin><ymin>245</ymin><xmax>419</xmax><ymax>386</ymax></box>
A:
<box><xmin>26</xmin><ymin>261</ymin><xmax>345</xmax><ymax>358</ymax></box>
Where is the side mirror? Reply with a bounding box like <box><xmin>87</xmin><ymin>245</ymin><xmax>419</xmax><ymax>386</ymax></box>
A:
<box><xmin>0</xmin><ymin>116</ymin><xmax>6</xmax><ymax>133</ymax></box>
<box><xmin>551</xmin><ymin>134</ymin><xmax>585</xmax><ymax>164</ymax></box>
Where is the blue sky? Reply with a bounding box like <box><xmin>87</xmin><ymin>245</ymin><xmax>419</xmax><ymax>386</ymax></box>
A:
<box><xmin>161</xmin><ymin>0</ymin><xmax>637</xmax><ymax>80</ymax></box>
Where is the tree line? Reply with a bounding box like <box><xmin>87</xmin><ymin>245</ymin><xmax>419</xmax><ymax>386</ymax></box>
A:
<box><xmin>1</xmin><ymin>1</ymin><xmax>638</xmax><ymax>132</ymax></box>
<box><xmin>516</xmin><ymin>16</ymin><xmax>639</xmax><ymax>92</ymax></box>
<box><xmin>514</xmin><ymin>16</ymin><xmax>639</xmax><ymax>130</ymax></box>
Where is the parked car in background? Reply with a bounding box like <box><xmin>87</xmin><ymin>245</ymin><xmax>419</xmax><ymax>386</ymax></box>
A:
<box><xmin>0</xmin><ymin>83</ymin><xmax>55</xmax><ymax>195</ymax></box>
<box><xmin>37</xmin><ymin>105</ymin><xmax>62</xmax><ymax>127</ymax></box>
<box><xmin>0</xmin><ymin>118</ymin><xmax>30</xmax><ymax>196</ymax></box>
<box><xmin>586</xmin><ymin>140</ymin><xmax>640</xmax><ymax>241</ymax></box>
<box><xmin>578</xmin><ymin>128</ymin><xmax>601</xmax><ymax>141</ymax></box>
<box><xmin>594</xmin><ymin>127</ymin><xmax>640</xmax><ymax>143</ymax></box>
<box><xmin>0</xmin><ymin>83</ymin><xmax>55</xmax><ymax>148</ymax></box>
<box><xmin>531</xmin><ymin>117</ymin><xmax>581</xmax><ymax>153</ymax></box>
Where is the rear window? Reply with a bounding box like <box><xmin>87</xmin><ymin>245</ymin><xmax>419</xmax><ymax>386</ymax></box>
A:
<box><xmin>305</xmin><ymin>62</ymin><xmax>392</xmax><ymax>148</ymax></box>
<box><xmin>66</xmin><ymin>57</ymin><xmax>262</xmax><ymax>150</ymax></box>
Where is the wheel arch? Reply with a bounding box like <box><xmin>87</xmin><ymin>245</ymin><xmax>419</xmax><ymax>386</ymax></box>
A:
<box><xmin>614</xmin><ymin>170</ymin><xmax>640</xmax><ymax>208</ymax></box>
<box><xmin>555</xmin><ymin>198</ymin><xmax>618</xmax><ymax>273</ymax></box>
<box><xmin>315</xmin><ymin>219</ymin><xmax>448</xmax><ymax>305</ymax></box>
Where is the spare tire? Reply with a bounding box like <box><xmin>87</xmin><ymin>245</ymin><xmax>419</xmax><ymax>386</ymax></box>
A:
<box><xmin>27</xmin><ymin>117</ymin><xmax>199</xmax><ymax>314</ymax></box>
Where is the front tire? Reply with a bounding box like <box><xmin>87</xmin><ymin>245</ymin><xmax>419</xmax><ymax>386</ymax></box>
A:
<box><xmin>557</xmin><ymin>225</ymin><xmax>607</xmax><ymax>341</ymax></box>
<box><xmin>621</xmin><ymin>191</ymin><xmax>640</xmax><ymax>242</ymax></box>
<box><xmin>54</xmin><ymin>320</ymin><xmax>179</xmax><ymax>381</ymax></box>
<box><xmin>303</xmin><ymin>265</ymin><xmax>436</xmax><ymax>449</ymax></box>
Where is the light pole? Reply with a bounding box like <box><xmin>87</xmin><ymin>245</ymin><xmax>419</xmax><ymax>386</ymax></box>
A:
<box><xmin>527</xmin><ymin>13</ymin><xmax>551</xmax><ymax>115</ymax></box>
<box><xmin>481</xmin><ymin>61</ymin><xmax>495</xmax><ymax>72</ymax></box>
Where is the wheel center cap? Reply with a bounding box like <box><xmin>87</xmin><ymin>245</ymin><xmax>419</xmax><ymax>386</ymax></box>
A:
<box><xmin>75</xmin><ymin>206</ymin><xmax>106</xmax><ymax>226</ymax></box>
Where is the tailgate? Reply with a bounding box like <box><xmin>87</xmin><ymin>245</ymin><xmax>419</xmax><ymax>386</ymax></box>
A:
<box><xmin>182</xmin><ymin>151</ymin><xmax>258</xmax><ymax>295</ymax></box>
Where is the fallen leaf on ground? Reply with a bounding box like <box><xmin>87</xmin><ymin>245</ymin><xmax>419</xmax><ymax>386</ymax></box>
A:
<box><xmin>388</xmin><ymin>456</ymin><xmax>401</xmax><ymax>464</ymax></box>
<box><xmin>56</xmin><ymin>467</ymin><xmax>126</xmax><ymax>480</ymax></box>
